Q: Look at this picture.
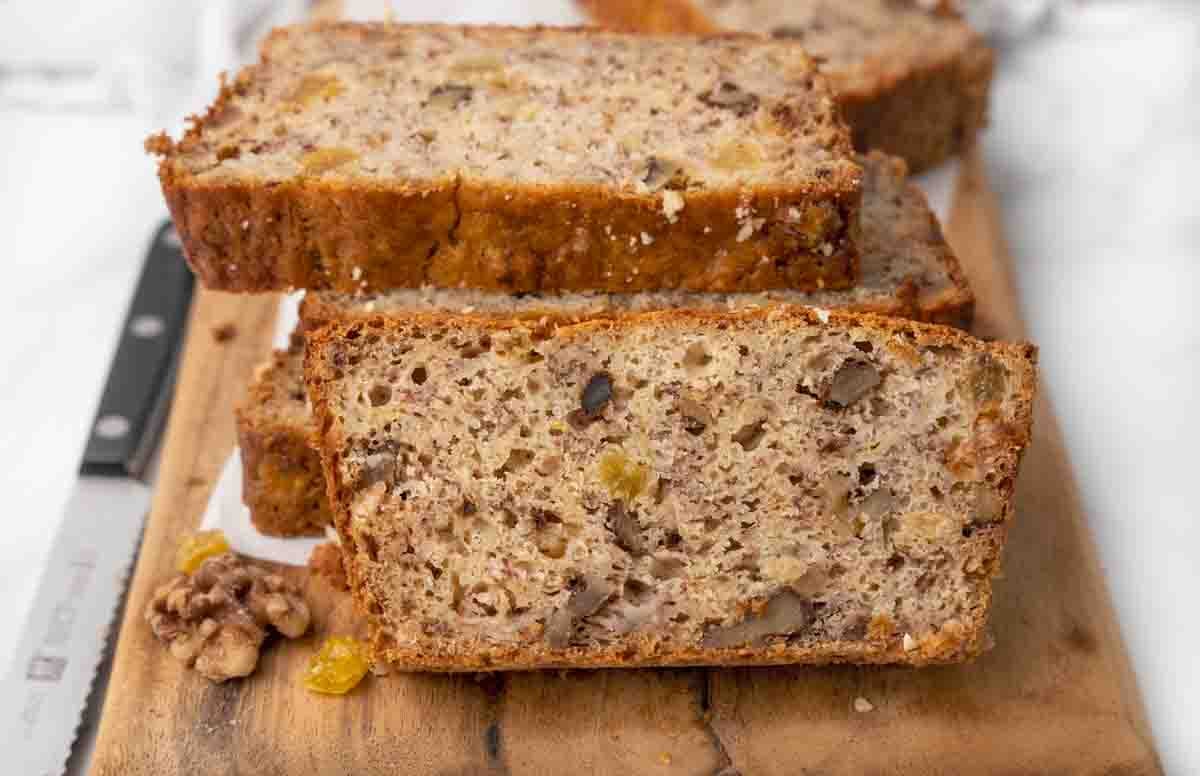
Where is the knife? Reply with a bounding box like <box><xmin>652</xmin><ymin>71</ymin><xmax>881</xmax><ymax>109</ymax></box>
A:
<box><xmin>0</xmin><ymin>221</ymin><xmax>195</xmax><ymax>776</ymax></box>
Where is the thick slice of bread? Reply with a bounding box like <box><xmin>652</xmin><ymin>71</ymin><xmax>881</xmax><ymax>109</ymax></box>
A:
<box><xmin>237</xmin><ymin>152</ymin><xmax>972</xmax><ymax>538</ymax></box>
<box><xmin>305</xmin><ymin>307</ymin><xmax>1036</xmax><ymax>670</ymax></box>
<box><xmin>235</xmin><ymin>333</ymin><xmax>329</xmax><ymax>537</ymax></box>
<box><xmin>148</xmin><ymin>22</ymin><xmax>863</xmax><ymax>294</ymax></box>
<box><xmin>580</xmin><ymin>0</ymin><xmax>993</xmax><ymax>173</ymax></box>
<box><xmin>303</xmin><ymin>152</ymin><xmax>974</xmax><ymax>329</ymax></box>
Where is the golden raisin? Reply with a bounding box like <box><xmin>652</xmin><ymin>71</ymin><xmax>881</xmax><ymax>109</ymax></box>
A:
<box><xmin>290</xmin><ymin>73</ymin><xmax>344</xmax><ymax>107</ymax></box>
<box><xmin>175</xmin><ymin>530</ymin><xmax>231</xmax><ymax>574</ymax></box>
<box><xmin>710</xmin><ymin>138</ymin><xmax>764</xmax><ymax>171</ymax></box>
<box><xmin>304</xmin><ymin>636</ymin><xmax>370</xmax><ymax>695</ymax></box>
<box><xmin>300</xmin><ymin>147</ymin><xmax>359</xmax><ymax>175</ymax></box>
<box><xmin>598</xmin><ymin>450</ymin><xmax>649</xmax><ymax>502</ymax></box>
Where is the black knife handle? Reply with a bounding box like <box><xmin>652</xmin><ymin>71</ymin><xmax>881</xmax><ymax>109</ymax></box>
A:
<box><xmin>81</xmin><ymin>222</ymin><xmax>195</xmax><ymax>478</ymax></box>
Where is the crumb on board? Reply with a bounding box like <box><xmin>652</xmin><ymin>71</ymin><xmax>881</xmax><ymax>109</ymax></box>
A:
<box><xmin>212</xmin><ymin>322</ymin><xmax>238</xmax><ymax>343</ymax></box>
<box><xmin>309</xmin><ymin>541</ymin><xmax>349</xmax><ymax>591</ymax></box>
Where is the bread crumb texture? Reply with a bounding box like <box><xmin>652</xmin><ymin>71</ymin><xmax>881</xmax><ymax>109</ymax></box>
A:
<box><xmin>580</xmin><ymin>0</ymin><xmax>993</xmax><ymax>173</ymax></box>
<box><xmin>693</xmin><ymin>0</ymin><xmax>975</xmax><ymax>95</ymax></box>
<box><xmin>305</xmin><ymin>307</ymin><xmax>1036</xmax><ymax>670</ymax></box>
<box><xmin>165</xmin><ymin>23</ymin><xmax>851</xmax><ymax>187</ymax></box>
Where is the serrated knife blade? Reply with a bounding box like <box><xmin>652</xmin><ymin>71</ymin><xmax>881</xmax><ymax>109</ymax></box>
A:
<box><xmin>0</xmin><ymin>221</ymin><xmax>194</xmax><ymax>776</ymax></box>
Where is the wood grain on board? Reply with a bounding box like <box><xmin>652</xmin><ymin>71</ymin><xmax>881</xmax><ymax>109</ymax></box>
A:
<box><xmin>89</xmin><ymin>153</ymin><xmax>1161</xmax><ymax>775</ymax></box>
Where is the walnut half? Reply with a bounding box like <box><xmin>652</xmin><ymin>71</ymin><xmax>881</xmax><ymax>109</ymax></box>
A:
<box><xmin>145</xmin><ymin>552</ymin><xmax>311</xmax><ymax>683</ymax></box>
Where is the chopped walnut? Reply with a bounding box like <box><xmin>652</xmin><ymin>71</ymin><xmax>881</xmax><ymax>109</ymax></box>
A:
<box><xmin>824</xmin><ymin>360</ymin><xmax>881</xmax><ymax>409</ymax></box>
<box><xmin>699</xmin><ymin>81</ymin><xmax>760</xmax><ymax>116</ymax></box>
<box><xmin>145</xmin><ymin>552</ymin><xmax>311</xmax><ymax>682</ymax></box>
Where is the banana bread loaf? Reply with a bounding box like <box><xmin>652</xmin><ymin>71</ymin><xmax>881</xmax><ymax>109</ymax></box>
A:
<box><xmin>237</xmin><ymin>152</ymin><xmax>972</xmax><ymax>538</ymax></box>
<box><xmin>579</xmin><ymin>0</ymin><xmax>993</xmax><ymax>172</ymax></box>
<box><xmin>304</xmin><ymin>307</ymin><xmax>1036</xmax><ymax>670</ymax></box>
<box><xmin>147</xmin><ymin>22</ymin><xmax>863</xmax><ymax>294</ymax></box>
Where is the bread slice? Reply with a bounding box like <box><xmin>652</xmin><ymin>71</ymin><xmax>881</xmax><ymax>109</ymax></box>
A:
<box><xmin>235</xmin><ymin>333</ymin><xmax>330</xmax><ymax>537</ymax></box>
<box><xmin>304</xmin><ymin>152</ymin><xmax>974</xmax><ymax>328</ymax></box>
<box><xmin>237</xmin><ymin>151</ymin><xmax>971</xmax><ymax>538</ymax></box>
<box><xmin>305</xmin><ymin>307</ymin><xmax>1036</xmax><ymax>670</ymax></box>
<box><xmin>579</xmin><ymin>0</ymin><xmax>993</xmax><ymax>173</ymax></box>
<box><xmin>148</xmin><ymin>22</ymin><xmax>864</xmax><ymax>294</ymax></box>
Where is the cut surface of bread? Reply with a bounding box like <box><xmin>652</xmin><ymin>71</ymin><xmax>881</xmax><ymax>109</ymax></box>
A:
<box><xmin>149</xmin><ymin>22</ymin><xmax>863</xmax><ymax>294</ymax></box>
<box><xmin>236</xmin><ymin>333</ymin><xmax>329</xmax><ymax>537</ymax></box>
<box><xmin>305</xmin><ymin>307</ymin><xmax>1036</xmax><ymax>670</ymax></box>
<box><xmin>579</xmin><ymin>0</ymin><xmax>993</xmax><ymax>172</ymax></box>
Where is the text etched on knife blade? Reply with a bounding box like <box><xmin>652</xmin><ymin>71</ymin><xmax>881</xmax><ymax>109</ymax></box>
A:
<box><xmin>14</xmin><ymin>548</ymin><xmax>99</xmax><ymax>741</ymax></box>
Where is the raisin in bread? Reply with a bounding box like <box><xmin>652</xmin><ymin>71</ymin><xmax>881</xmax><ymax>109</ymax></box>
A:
<box><xmin>239</xmin><ymin>151</ymin><xmax>971</xmax><ymax>538</ymax></box>
<box><xmin>580</xmin><ymin>0</ymin><xmax>993</xmax><ymax>173</ymax></box>
<box><xmin>304</xmin><ymin>307</ymin><xmax>1036</xmax><ymax>670</ymax></box>
<box><xmin>235</xmin><ymin>333</ymin><xmax>330</xmax><ymax>537</ymax></box>
<box><xmin>147</xmin><ymin>22</ymin><xmax>863</xmax><ymax>294</ymax></box>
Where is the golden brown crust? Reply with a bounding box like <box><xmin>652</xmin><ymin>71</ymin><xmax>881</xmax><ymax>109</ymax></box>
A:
<box><xmin>152</xmin><ymin>22</ymin><xmax>863</xmax><ymax>294</ymax></box>
<box><xmin>305</xmin><ymin>306</ymin><xmax>1037</xmax><ymax>669</ymax></box>
<box><xmin>235</xmin><ymin>338</ymin><xmax>330</xmax><ymax>537</ymax></box>
<box><xmin>364</xmin><ymin>590</ymin><xmax>997</xmax><ymax>670</ymax></box>
<box><xmin>838</xmin><ymin>34</ymin><xmax>993</xmax><ymax>173</ymax></box>
<box><xmin>296</xmin><ymin>152</ymin><xmax>975</xmax><ymax>328</ymax></box>
<box><xmin>579</xmin><ymin>1</ymin><xmax>994</xmax><ymax>173</ymax></box>
<box><xmin>160</xmin><ymin>164</ymin><xmax>861</xmax><ymax>296</ymax></box>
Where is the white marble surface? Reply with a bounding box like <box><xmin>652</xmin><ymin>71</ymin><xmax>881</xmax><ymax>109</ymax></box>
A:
<box><xmin>0</xmin><ymin>1</ymin><xmax>1196</xmax><ymax>772</ymax></box>
<box><xmin>982</xmin><ymin>4</ymin><xmax>1200</xmax><ymax>771</ymax></box>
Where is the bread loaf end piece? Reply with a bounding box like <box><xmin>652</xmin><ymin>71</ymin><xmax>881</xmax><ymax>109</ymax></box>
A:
<box><xmin>582</xmin><ymin>0</ymin><xmax>994</xmax><ymax>173</ymax></box>
<box><xmin>236</xmin><ymin>335</ymin><xmax>330</xmax><ymax>537</ymax></box>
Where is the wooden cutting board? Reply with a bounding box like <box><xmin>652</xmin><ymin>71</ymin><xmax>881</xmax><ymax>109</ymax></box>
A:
<box><xmin>89</xmin><ymin>153</ymin><xmax>1162</xmax><ymax>775</ymax></box>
